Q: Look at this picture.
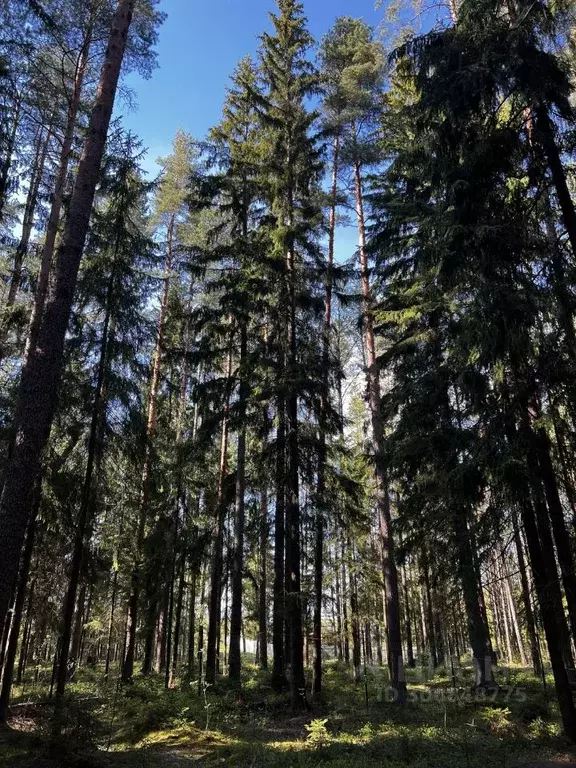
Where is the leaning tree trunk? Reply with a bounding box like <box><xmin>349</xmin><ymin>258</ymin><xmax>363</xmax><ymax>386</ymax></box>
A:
<box><xmin>354</xmin><ymin>154</ymin><xmax>406</xmax><ymax>703</ymax></box>
<box><xmin>25</xmin><ymin>21</ymin><xmax>92</xmax><ymax>358</ymax></box>
<box><xmin>0</xmin><ymin>0</ymin><xmax>136</xmax><ymax>644</ymax></box>
<box><xmin>122</xmin><ymin>214</ymin><xmax>174</xmax><ymax>682</ymax></box>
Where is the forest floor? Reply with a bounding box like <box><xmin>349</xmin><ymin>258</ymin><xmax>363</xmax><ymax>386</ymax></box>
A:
<box><xmin>1</xmin><ymin>660</ymin><xmax>576</xmax><ymax>767</ymax></box>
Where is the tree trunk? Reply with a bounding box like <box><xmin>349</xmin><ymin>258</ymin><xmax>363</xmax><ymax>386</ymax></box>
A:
<box><xmin>3</xmin><ymin>124</ymin><xmax>51</xmax><ymax>319</ymax></box>
<box><xmin>354</xmin><ymin>154</ymin><xmax>405</xmax><ymax>702</ymax></box>
<box><xmin>512</xmin><ymin>506</ymin><xmax>541</xmax><ymax>676</ymax></box>
<box><xmin>170</xmin><ymin>553</ymin><xmax>186</xmax><ymax>687</ymax></box>
<box><xmin>312</xmin><ymin>135</ymin><xmax>339</xmax><ymax>699</ymax></box>
<box><xmin>55</xmin><ymin>257</ymin><xmax>116</xmax><ymax>702</ymax></box>
<box><xmin>0</xmin><ymin>93</ymin><xmax>21</xmax><ymax>221</ymax></box>
<box><xmin>401</xmin><ymin>558</ymin><xmax>415</xmax><ymax>668</ymax></box>
<box><xmin>350</xmin><ymin>545</ymin><xmax>362</xmax><ymax>683</ymax></box>
<box><xmin>533</xmin><ymin>423</ymin><xmax>576</xmax><ymax>643</ymax></box>
<box><xmin>122</xmin><ymin>214</ymin><xmax>174</xmax><ymax>682</ymax></box>
<box><xmin>453</xmin><ymin>509</ymin><xmax>494</xmax><ymax>685</ymax></box>
<box><xmin>501</xmin><ymin>549</ymin><xmax>527</xmax><ymax>665</ymax></box>
<box><xmin>342</xmin><ymin>548</ymin><xmax>350</xmax><ymax>666</ymax></box>
<box><xmin>25</xmin><ymin>21</ymin><xmax>92</xmax><ymax>357</ymax></box>
<box><xmin>535</xmin><ymin>105</ymin><xmax>576</xmax><ymax>259</ymax></box>
<box><xmin>519</xmin><ymin>479</ymin><xmax>576</xmax><ymax>739</ymax></box>
<box><xmin>422</xmin><ymin>554</ymin><xmax>438</xmax><ymax>669</ymax></box>
<box><xmin>271</xmin><ymin>398</ymin><xmax>287</xmax><ymax>691</ymax></box>
<box><xmin>229</xmin><ymin>325</ymin><xmax>248</xmax><ymax>681</ymax></box>
<box><xmin>285</xmin><ymin>236</ymin><xmax>306</xmax><ymax>708</ymax></box>
<box><xmin>104</xmin><ymin>567</ymin><xmax>119</xmax><ymax>681</ymax></box>
<box><xmin>205</xmin><ymin>345</ymin><xmax>232</xmax><ymax>685</ymax></box>
<box><xmin>258</xmin><ymin>489</ymin><xmax>268</xmax><ymax>670</ymax></box>
<box><xmin>0</xmin><ymin>498</ymin><xmax>37</xmax><ymax>723</ymax></box>
<box><xmin>0</xmin><ymin>0</ymin><xmax>136</xmax><ymax>644</ymax></box>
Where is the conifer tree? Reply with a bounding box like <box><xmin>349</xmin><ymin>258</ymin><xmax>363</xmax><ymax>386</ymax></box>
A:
<box><xmin>257</xmin><ymin>0</ymin><xmax>323</xmax><ymax>709</ymax></box>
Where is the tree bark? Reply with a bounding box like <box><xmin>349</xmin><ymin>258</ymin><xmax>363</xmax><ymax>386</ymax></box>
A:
<box><xmin>0</xmin><ymin>0</ymin><xmax>135</xmax><ymax>646</ymax></box>
<box><xmin>25</xmin><ymin>19</ymin><xmax>92</xmax><ymax>357</ymax></box>
<box><xmin>3</xmin><ymin>123</ymin><xmax>51</xmax><ymax>318</ymax></box>
<box><xmin>258</xmin><ymin>490</ymin><xmax>268</xmax><ymax>670</ymax></box>
<box><xmin>55</xmin><ymin>255</ymin><xmax>116</xmax><ymax>702</ymax></box>
<box><xmin>535</xmin><ymin>105</ymin><xmax>576</xmax><ymax>259</ymax></box>
<box><xmin>354</xmin><ymin>154</ymin><xmax>405</xmax><ymax>702</ymax></box>
<box><xmin>312</xmin><ymin>134</ymin><xmax>339</xmax><ymax>699</ymax></box>
<box><xmin>229</xmin><ymin>324</ymin><xmax>248</xmax><ymax>681</ymax></box>
<box><xmin>512</xmin><ymin>506</ymin><xmax>541</xmax><ymax>676</ymax></box>
<box><xmin>0</xmin><ymin>495</ymin><xmax>37</xmax><ymax>723</ymax></box>
<box><xmin>271</xmin><ymin>398</ymin><xmax>287</xmax><ymax>690</ymax></box>
<box><xmin>122</xmin><ymin>215</ymin><xmax>174</xmax><ymax>682</ymax></box>
<box><xmin>0</xmin><ymin>92</ymin><xmax>21</xmax><ymax>221</ymax></box>
<box><xmin>205</xmin><ymin>345</ymin><xmax>232</xmax><ymax>685</ymax></box>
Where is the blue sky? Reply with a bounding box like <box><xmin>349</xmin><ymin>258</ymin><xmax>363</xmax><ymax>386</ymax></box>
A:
<box><xmin>120</xmin><ymin>0</ymin><xmax>396</xmax><ymax>173</ymax></box>
<box><xmin>117</xmin><ymin>0</ymin><xmax>442</xmax><ymax>261</ymax></box>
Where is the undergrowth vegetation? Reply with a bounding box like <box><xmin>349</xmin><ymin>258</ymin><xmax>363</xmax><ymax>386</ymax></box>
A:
<box><xmin>1</xmin><ymin>659</ymin><xmax>573</xmax><ymax>767</ymax></box>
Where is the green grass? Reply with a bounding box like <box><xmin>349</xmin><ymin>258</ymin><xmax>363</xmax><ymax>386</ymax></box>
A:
<box><xmin>1</xmin><ymin>659</ymin><xmax>574</xmax><ymax>767</ymax></box>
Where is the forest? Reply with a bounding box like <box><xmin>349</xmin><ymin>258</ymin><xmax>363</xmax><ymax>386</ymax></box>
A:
<box><xmin>1</xmin><ymin>0</ymin><xmax>576</xmax><ymax>765</ymax></box>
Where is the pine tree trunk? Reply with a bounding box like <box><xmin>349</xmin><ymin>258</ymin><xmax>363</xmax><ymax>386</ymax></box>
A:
<box><xmin>354</xmin><ymin>155</ymin><xmax>405</xmax><ymax>702</ymax></box>
<box><xmin>0</xmin><ymin>0</ymin><xmax>136</xmax><ymax>644</ymax></box>
<box><xmin>312</xmin><ymin>135</ymin><xmax>338</xmax><ymax>699</ymax></box>
<box><xmin>271</xmin><ymin>398</ymin><xmax>287</xmax><ymax>690</ymax></box>
<box><xmin>2</xmin><ymin>123</ymin><xmax>51</xmax><ymax>320</ymax></box>
<box><xmin>229</xmin><ymin>325</ymin><xmax>248</xmax><ymax>681</ymax></box>
<box><xmin>0</xmin><ymin>499</ymin><xmax>37</xmax><ymax>723</ymax></box>
<box><xmin>422</xmin><ymin>554</ymin><xmax>438</xmax><ymax>669</ymax></box>
<box><xmin>522</xmin><ymin>421</ymin><xmax>575</xmax><ymax>678</ymax></box>
<box><xmin>205</xmin><ymin>345</ymin><xmax>232</xmax><ymax>685</ymax></box>
<box><xmin>25</xmin><ymin>22</ymin><xmax>92</xmax><ymax>357</ymax></box>
<box><xmin>71</xmin><ymin>582</ymin><xmax>87</xmax><ymax>667</ymax></box>
<box><xmin>104</xmin><ymin>567</ymin><xmax>119</xmax><ymax>681</ymax></box>
<box><xmin>533</xmin><ymin>423</ymin><xmax>576</xmax><ymax>642</ymax></box>
<box><xmin>341</xmin><ymin>548</ymin><xmax>350</xmax><ymax>666</ymax></box>
<box><xmin>164</xmin><ymin>549</ymin><xmax>176</xmax><ymax>689</ymax></box>
<box><xmin>401</xmin><ymin>559</ymin><xmax>416</xmax><ymax>668</ymax></box>
<box><xmin>0</xmin><ymin>93</ymin><xmax>21</xmax><ymax>222</ymax></box>
<box><xmin>197</xmin><ymin>564</ymin><xmax>207</xmax><ymax>691</ymax></box>
<box><xmin>535</xmin><ymin>105</ymin><xmax>576</xmax><ymax>259</ymax></box>
<box><xmin>512</xmin><ymin>506</ymin><xmax>541</xmax><ymax>676</ymax></box>
<box><xmin>285</xmin><ymin>239</ymin><xmax>306</xmax><ymax>708</ymax></box>
<box><xmin>55</xmin><ymin>258</ymin><xmax>116</xmax><ymax>702</ymax></box>
<box><xmin>519</xmin><ymin>480</ymin><xmax>576</xmax><ymax>739</ymax></box>
<box><xmin>169</xmin><ymin>554</ymin><xmax>186</xmax><ymax>688</ymax></box>
<box><xmin>187</xmin><ymin>570</ymin><xmax>197</xmax><ymax>676</ymax></box>
<box><xmin>334</xmin><ymin>556</ymin><xmax>343</xmax><ymax>661</ymax></box>
<box><xmin>501</xmin><ymin>549</ymin><xmax>527</xmax><ymax>665</ymax></box>
<box><xmin>350</xmin><ymin>545</ymin><xmax>362</xmax><ymax>683</ymax></box>
<box><xmin>123</xmin><ymin>214</ymin><xmax>174</xmax><ymax>682</ymax></box>
<box><xmin>258</xmin><ymin>490</ymin><xmax>268</xmax><ymax>670</ymax></box>
<box><xmin>454</xmin><ymin>510</ymin><xmax>494</xmax><ymax>685</ymax></box>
